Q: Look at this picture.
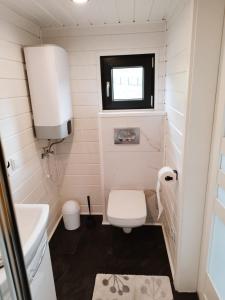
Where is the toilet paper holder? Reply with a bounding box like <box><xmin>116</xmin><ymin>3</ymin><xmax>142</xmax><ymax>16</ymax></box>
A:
<box><xmin>165</xmin><ymin>170</ymin><xmax>178</xmax><ymax>181</ymax></box>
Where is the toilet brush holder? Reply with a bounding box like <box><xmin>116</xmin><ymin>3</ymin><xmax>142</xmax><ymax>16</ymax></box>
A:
<box><xmin>85</xmin><ymin>196</ymin><xmax>96</xmax><ymax>228</ymax></box>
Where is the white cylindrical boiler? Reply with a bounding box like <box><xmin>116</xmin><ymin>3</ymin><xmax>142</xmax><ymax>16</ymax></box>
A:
<box><xmin>24</xmin><ymin>45</ymin><xmax>73</xmax><ymax>139</ymax></box>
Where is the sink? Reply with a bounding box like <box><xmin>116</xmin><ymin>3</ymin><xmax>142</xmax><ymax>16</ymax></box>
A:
<box><xmin>15</xmin><ymin>204</ymin><xmax>49</xmax><ymax>266</ymax></box>
<box><xmin>0</xmin><ymin>204</ymin><xmax>49</xmax><ymax>297</ymax></box>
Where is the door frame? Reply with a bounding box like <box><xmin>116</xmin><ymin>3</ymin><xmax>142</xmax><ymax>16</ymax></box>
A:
<box><xmin>198</xmin><ymin>19</ymin><xmax>225</xmax><ymax>300</ymax></box>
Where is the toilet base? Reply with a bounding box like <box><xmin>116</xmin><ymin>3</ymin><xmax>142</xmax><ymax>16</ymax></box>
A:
<box><xmin>123</xmin><ymin>227</ymin><xmax>132</xmax><ymax>234</ymax></box>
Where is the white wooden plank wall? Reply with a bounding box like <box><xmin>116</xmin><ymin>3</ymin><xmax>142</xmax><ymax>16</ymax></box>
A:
<box><xmin>43</xmin><ymin>24</ymin><xmax>166</xmax><ymax>214</ymax></box>
<box><xmin>163</xmin><ymin>0</ymin><xmax>194</xmax><ymax>270</ymax></box>
<box><xmin>0</xmin><ymin>16</ymin><xmax>61</xmax><ymax>234</ymax></box>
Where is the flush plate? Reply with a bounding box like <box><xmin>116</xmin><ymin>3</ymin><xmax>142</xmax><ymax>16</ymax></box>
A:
<box><xmin>114</xmin><ymin>128</ymin><xmax>140</xmax><ymax>144</ymax></box>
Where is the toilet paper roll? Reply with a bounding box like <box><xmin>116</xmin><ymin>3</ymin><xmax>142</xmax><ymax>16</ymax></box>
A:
<box><xmin>156</xmin><ymin>167</ymin><xmax>176</xmax><ymax>219</ymax></box>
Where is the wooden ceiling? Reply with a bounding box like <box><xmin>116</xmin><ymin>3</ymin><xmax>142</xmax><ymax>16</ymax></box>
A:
<box><xmin>0</xmin><ymin>0</ymin><xmax>184</xmax><ymax>28</ymax></box>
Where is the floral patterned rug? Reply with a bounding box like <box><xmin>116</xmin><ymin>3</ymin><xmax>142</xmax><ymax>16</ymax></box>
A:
<box><xmin>92</xmin><ymin>274</ymin><xmax>173</xmax><ymax>300</ymax></box>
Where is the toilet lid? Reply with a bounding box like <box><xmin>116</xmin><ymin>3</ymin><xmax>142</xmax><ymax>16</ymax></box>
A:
<box><xmin>108</xmin><ymin>190</ymin><xmax>146</xmax><ymax>220</ymax></box>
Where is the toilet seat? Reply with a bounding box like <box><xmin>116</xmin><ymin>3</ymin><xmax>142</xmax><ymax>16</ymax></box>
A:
<box><xmin>107</xmin><ymin>190</ymin><xmax>147</xmax><ymax>228</ymax></box>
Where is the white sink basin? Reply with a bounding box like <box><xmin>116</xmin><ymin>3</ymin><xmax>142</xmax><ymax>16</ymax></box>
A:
<box><xmin>0</xmin><ymin>204</ymin><xmax>49</xmax><ymax>297</ymax></box>
<box><xmin>15</xmin><ymin>204</ymin><xmax>49</xmax><ymax>266</ymax></box>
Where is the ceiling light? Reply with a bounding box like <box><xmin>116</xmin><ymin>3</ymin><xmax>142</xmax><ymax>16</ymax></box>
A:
<box><xmin>72</xmin><ymin>0</ymin><xmax>89</xmax><ymax>4</ymax></box>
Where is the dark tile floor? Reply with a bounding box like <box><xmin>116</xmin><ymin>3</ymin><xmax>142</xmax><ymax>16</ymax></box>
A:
<box><xmin>49</xmin><ymin>216</ymin><xmax>199</xmax><ymax>300</ymax></box>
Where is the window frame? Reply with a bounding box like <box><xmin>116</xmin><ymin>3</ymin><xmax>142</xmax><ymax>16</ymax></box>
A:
<box><xmin>100</xmin><ymin>54</ymin><xmax>155</xmax><ymax>110</ymax></box>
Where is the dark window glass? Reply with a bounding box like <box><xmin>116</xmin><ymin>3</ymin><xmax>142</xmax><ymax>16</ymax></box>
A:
<box><xmin>100</xmin><ymin>54</ymin><xmax>155</xmax><ymax>110</ymax></box>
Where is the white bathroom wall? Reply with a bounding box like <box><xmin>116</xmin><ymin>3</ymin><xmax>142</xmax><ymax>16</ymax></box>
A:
<box><xmin>163</xmin><ymin>0</ymin><xmax>194</xmax><ymax>273</ymax></box>
<box><xmin>42</xmin><ymin>23</ymin><xmax>166</xmax><ymax>214</ymax></box>
<box><xmin>0</xmin><ymin>5</ymin><xmax>62</xmax><ymax>234</ymax></box>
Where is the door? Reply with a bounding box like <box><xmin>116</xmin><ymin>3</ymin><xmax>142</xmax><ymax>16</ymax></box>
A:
<box><xmin>198</xmin><ymin>24</ymin><xmax>225</xmax><ymax>300</ymax></box>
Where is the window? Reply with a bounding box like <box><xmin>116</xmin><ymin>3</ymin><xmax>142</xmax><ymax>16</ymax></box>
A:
<box><xmin>100</xmin><ymin>54</ymin><xmax>155</xmax><ymax>110</ymax></box>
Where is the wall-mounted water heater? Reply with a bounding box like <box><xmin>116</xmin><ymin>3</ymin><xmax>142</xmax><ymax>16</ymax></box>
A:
<box><xmin>24</xmin><ymin>45</ymin><xmax>73</xmax><ymax>139</ymax></box>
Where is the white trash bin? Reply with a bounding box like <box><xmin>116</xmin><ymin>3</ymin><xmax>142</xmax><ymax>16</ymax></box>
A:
<box><xmin>62</xmin><ymin>200</ymin><xmax>80</xmax><ymax>230</ymax></box>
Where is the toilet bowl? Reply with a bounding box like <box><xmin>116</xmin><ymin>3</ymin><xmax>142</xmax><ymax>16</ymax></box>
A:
<box><xmin>107</xmin><ymin>190</ymin><xmax>147</xmax><ymax>233</ymax></box>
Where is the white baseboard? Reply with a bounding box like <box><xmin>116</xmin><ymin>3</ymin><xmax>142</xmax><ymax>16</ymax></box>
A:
<box><xmin>102</xmin><ymin>220</ymin><xmax>163</xmax><ymax>226</ymax></box>
<box><xmin>80</xmin><ymin>212</ymin><xmax>102</xmax><ymax>215</ymax></box>
<box><xmin>102</xmin><ymin>221</ymin><xmax>110</xmax><ymax>225</ymax></box>
<box><xmin>198</xmin><ymin>291</ymin><xmax>205</xmax><ymax>300</ymax></box>
<box><xmin>48</xmin><ymin>214</ymin><xmax>62</xmax><ymax>241</ymax></box>
<box><xmin>145</xmin><ymin>222</ymin><xmax>162</xmax><ymax>226</ymax></box>
<box><xmin>161</xmin><ymin>224</ymin><xmax>175</xmax><ymax>279</ymax></box>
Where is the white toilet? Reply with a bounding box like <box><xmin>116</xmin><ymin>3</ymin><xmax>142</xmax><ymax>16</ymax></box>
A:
<box><xmin>107</xmin><ymin>190</ymin><xmax>147</xmax><ymax>234</ymax></box>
